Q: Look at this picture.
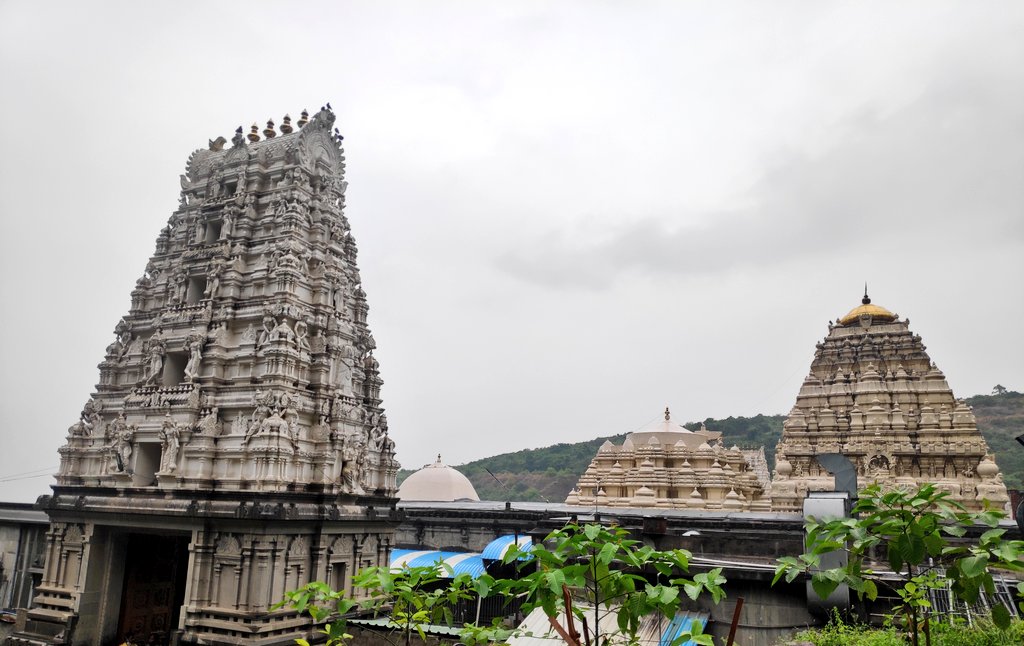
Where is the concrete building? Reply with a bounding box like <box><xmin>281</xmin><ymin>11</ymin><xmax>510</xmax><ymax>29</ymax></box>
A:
<box><xmin>771</xmin><ymin>292</ymin><xmax>1009</xmax><ymax>512</ymax></box>
<box><xmin>565</xmin><ymin>410</ymin><xmax>771</xmax><ymax>511</ymax></box>
<box><xmin>0</xmin><ymin>504</ymin><xmax>48</xmax><ymax>621</ymax></box>
<box><xmin>10</xmin><ymin>108</ymin><xmax>400</xmax><ymax>646</ymax></box>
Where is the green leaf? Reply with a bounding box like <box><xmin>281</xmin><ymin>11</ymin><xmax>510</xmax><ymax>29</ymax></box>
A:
<box><xmin>992</xmin><ymin>603</ymin><xmax>1011</xmax><ymax>630</ymax></box>
<box><xmin>959</xmin><ymin>555</ymin><xmax>987</xmax><ymax>578</ymax></box>
<box><xmin>597</xmin><ymin>540</ymin><xmax>618</xmax><ymax>565</ymax></box>
<box><xmin>811</xmin><ymin>575</ymin><xmax>840</xmax><ymax>600</ymax></box>
<box><xmin>862</xmin><ymin>579</ymin><xmax>878</xmax><ymax>601</ymax></box>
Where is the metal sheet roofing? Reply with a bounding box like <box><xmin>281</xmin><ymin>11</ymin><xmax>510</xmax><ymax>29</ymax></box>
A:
<box><xmin>482</xmin><ymin>534</ymin><xmax>533</xmax><ymax>561</ymax></box>
<box><xmin>389</xmin><ymin>549</ymin><xmax>487</xmax><ymax>579</ymax></box>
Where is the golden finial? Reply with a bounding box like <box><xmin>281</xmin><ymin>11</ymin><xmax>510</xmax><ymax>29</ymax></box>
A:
<box><xmin>297</xmin><ymin>109</ymin><xmax>309</xmax><ymax>128</ymax></box>
<box><xmin>263</xmin><ymin>119</ymin><xmax>276</xmax><ymax>139</ymax></box>
<box><xmin>280</xmin><ymin>114</ymin><xmax>293</xmax><ymax>134</ymax></box>
<box><xmin>247</xmin><ymin>123</ymin><xmax>260</xmax><ymax>142</ymax></box>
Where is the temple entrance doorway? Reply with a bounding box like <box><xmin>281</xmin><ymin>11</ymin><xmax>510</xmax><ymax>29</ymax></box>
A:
<box><xmin>116</xmin><ymin>532</ymin><xmax>190</xmax><ymax>646</ymax></box>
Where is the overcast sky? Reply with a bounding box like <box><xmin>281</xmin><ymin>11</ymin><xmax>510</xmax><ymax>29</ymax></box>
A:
<box><xmin>1</xmin><ymin>1</ymin><xmax>1022</xmax><ymax>502</ymax></box>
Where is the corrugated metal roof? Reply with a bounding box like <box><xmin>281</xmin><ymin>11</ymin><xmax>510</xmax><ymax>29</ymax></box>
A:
<box><xmin>388</xmin><ymin>550</ymin><xmax>487</xmax><ymax>579</ymax></box>
<box><xmin>507</xmin><ymin>606</ymin><xmax>709</xmax><ymax>646</ymax></box>
<box><xmin>482</xmin><ymin>534</ymin><xmax>533</xmax><ymax>561</ymax></box>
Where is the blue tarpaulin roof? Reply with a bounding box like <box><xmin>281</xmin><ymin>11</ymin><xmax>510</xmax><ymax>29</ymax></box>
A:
<box><xmin>481</xmin><ymin>534</ymin><xmax>533</xmax><ymax>561</ymax></box>
<box><xmin>389</xmin><ymin>549</ymin><xmax>487</xmax><ymax>578</ymax></box>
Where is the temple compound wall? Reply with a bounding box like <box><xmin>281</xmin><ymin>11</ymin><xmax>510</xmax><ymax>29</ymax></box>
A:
<box><xmin>770</xmin><ymin>294</ymin><xmax>1010</xmax><ymax>512</ymax></box>
<box><xmin>10</xmin><ymin>108</ymin><xmax>400</xmax><ymax>646</ymax></box>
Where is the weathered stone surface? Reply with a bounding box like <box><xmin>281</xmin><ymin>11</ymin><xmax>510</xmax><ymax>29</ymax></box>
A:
<box><xmin>14</xmin><ymin>108</ymin><xmax>401</xmax><ymax>646</ymax></box>
<box><xmin>771</xmin><ymin>293</ymin><xmax>1009</xmax><ymax>512</ymax></box>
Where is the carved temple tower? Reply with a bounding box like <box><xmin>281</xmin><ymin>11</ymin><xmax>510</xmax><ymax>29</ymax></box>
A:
<box><xmin>565</xmin><ymin>410</ymin><xmax>772</xmax><ymax>511</ymax></box>
<box><xmin>770</xmin><ymin>292</ymin><xmax>1009</xmax><ymax>512</ymax></box>
<box><xmin>12</xmin><ymin>108</ymin><xmax>400</xmax><ymax>646</ymax></box>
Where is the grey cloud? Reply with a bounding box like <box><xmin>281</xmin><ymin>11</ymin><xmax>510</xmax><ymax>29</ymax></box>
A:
<box><xmin>496</xmin><ymin>48</ymin><xmax>1024</xmax><ymax>289</ymax></box>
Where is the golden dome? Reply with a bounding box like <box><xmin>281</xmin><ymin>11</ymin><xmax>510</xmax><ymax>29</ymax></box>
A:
<box><xmin>838</xmin><ymin>290</ymin><xmax>897</xmax><ymax>326</ymax></box>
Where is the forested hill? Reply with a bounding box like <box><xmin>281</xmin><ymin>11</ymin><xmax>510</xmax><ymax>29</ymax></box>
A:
<box><xmin>967</xmin><ymin>389</ymin><xmax>1024</xmax><ymax>491</ymax></box>
<box><xmin>397</xmin><ymin>392</ymin><xmax>1022</xmax><ymax>503</ymax></box>
<box><xmin>398</xmin><ymin>414</ymin><xmax>785</xmax><ymax>503</ymax></box>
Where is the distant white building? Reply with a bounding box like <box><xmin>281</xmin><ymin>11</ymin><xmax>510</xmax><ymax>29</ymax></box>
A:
<box><xmin>398</xmin><ymin>455</ymin><xmax>480</xmax><ymax>502</ymax></box>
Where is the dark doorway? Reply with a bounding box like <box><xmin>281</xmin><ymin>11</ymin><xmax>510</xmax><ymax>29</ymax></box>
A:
<box><xmin>116</xmin><ymin>533</ymin><xmax>189</xmax><ymax>646</ymax></box>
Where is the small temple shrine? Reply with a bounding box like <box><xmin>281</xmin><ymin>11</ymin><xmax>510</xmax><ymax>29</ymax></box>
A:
<box><xmin>566</xmin><ymin>409</ymin><xmax>772</xmax><ymax>511</ymax></box>
<box><xmin>12</xmin><ymin>107</ymin><xmax>400</xmax><ymax>646</ymax></box>
<box><xmin>770</xmin><ymin>291</ymin><xmax>1009</xmax><ymax>512</ymax></box>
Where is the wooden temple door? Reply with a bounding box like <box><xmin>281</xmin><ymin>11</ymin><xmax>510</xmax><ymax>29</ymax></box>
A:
<box><xmin>116</xmin><ymin>533</ymin><xmax>189</xmax><ymax>645</ymax></box>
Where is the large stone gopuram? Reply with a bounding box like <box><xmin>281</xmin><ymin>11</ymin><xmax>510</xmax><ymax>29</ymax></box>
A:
<box><xmin>566</xmin><ymin>410</ymin><xmax>772</xmax><ymax>512</ymax></box>
<box><xmin>13</xmin><ymin>108</ymin><xmax>400</xmax><ymax>646</ymax></box>
<box><xmin>770</xmin><ymin>292</ymin><xmax>1009</xmax><ymax>512</ymax></box>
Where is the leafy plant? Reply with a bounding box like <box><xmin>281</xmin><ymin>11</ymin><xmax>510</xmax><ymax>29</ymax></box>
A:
<box><xmin>773</xmin><ymin>483</ymin><xmax>1024</xmax><ymax>646</ymax></box>
<box><xmin>501</xmin><ymin>523</ymin><xmax>726</xmax><ymax>646</ymax></box>
<box><xmin>281</xmin><ymin>523</ymin><xmax>728</xmax><ymax>646</ymax></box>
<box><xmin>792</xmin><ymin>614</ymin><xmax>1024</xmax><ymax>646</ymax></box>
<box><xmin>278</xmin><ymin>562</ymin><xmax>477</xmax><ymax>646</ymax></box>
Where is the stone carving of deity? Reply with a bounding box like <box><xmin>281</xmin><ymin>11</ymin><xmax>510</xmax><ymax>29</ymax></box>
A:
<box><xmin>205</xmin><ymin>265</ymin><xmax>222</xmax><ymax>299</ymax></box>
<box><xmin>221</xmin><ymin>211</ymin><xmax>234</xmax><ymax>240</ymax></box>
<box><xmin>184</xmin><ymin>336</ymin><xmax>204</xmax><ymax>382</ymax></box>
<box><xmin>145</xmin><ymin>335</ymin><xmax>167</xmax><ymax>385</ymax></box>
<box><xmin>159</xmin><ymin>416</ymin><xmax>181</xmax><ymax>472</ymax></box>
<box><xmin>341</xmin><ymin>434</ymin><xmax>367</xmax><ymax>494</ymax></box>
<box><xmin>295</xmin><ymin>320</ymin><xmax>311</xmax><ymax>352</ymax></box>
<box><xmin>107</xmin><ymin>413</ymin><xmax>135</xmax><ymax>471</ymax></box>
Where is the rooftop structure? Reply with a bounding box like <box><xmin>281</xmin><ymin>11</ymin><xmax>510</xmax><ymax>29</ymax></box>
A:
<box><xmin>771</xmin><ymin>291</ymin><xmax>1009</xmax><ymax>512</ymax></box>
<box><xmin>13</xmin><ymin>107</ymin><xmax>400</xmax><ymax>646</ymax></box>
<box><xmin>397</xmin><ymin>455</ymin><xmax>480</xmax><ymax>502</ymax></box>
<box><xmin>566</xmin><ymin>409</ymin><xmax>771</xmax><ymax>511</ymax></box>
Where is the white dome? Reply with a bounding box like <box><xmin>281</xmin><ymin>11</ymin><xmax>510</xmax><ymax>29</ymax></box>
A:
<box><xmin>397</xmin><ymin>455</ymin><xmax>480</xmax><ymax>502</ymax></box>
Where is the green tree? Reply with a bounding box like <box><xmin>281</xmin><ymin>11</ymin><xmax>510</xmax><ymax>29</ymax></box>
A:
<box><xmin>992</xmin><ymin>384</ymin><xmax>1008</xmax><ymax>396</ymax></box>
<box><xmin>773</xmin><ymin>483</ymin><xmax>1024</xmax><ymax>646</ymax></box>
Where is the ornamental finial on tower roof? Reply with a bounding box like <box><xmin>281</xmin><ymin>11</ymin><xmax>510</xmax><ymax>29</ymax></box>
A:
<box><xmin>248</xmin><ymin>123</ymin><xmax>260</xmax><ymax>142</ymax></box>
<box><xmin>280</xmin><ymin>114</ymin><xmax>293</xmax><ymax>134</ymax></box>
<box><xmin>664</xmin><ymin>407</ymin><xmax>670</xmax><ymax>421</ymax></box>
<box><xmin>263</xmin><ymin>119</ymin><xmax>276</xmax><ymax>139</ymax></box>
<box><xmin>863</xmin><ymin>283</ymin><xmax>871</xmax><ymax>305</ymax></box>
<box><xmin>297</xmin><ymin>109</ymin><xmax>309</xmax><ymax>128</ymax></box>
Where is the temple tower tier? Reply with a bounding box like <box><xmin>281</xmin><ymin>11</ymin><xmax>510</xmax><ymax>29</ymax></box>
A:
<box><xmin>769</xmin><ymin>292</ymin><xmax>1009</xmax><ymax>512</ymax></box>
<box><xmin>12</xmin><ymin>107</ymin><xmax>401</xmax><ymax>646</ymax></box>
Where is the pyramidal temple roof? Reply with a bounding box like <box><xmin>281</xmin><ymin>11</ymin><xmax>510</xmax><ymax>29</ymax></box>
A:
<box><xmin>53</xmin><ymin>105</ymin><xmax>399</xmax><ymax>498</ymax></box>
<box><xmin>771</xmin><ymin>290</ymin><xmax>1008</xmax><ymax>512</ymax></box>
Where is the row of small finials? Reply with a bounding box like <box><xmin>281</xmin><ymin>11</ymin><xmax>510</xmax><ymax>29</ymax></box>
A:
<box><xmin>246</xmin><ymin>110</ymin><xmax>310</xmax><ymax>142</ymax></box>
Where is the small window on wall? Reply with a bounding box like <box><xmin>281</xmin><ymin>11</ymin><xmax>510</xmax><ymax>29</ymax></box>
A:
<box><xmin>186</xmin><ymin>276</ymin><xmax>207</xmax><ymax>303</ymax></box>
<box><xmin>205</xmin><ymin>221</ymin><xmax>222</xmax><ymax>244</ymax></box>
<box><xmin>163</xmin><ymin>352</ymin><xmax>187</xmax><ymax>386</ymax></box>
